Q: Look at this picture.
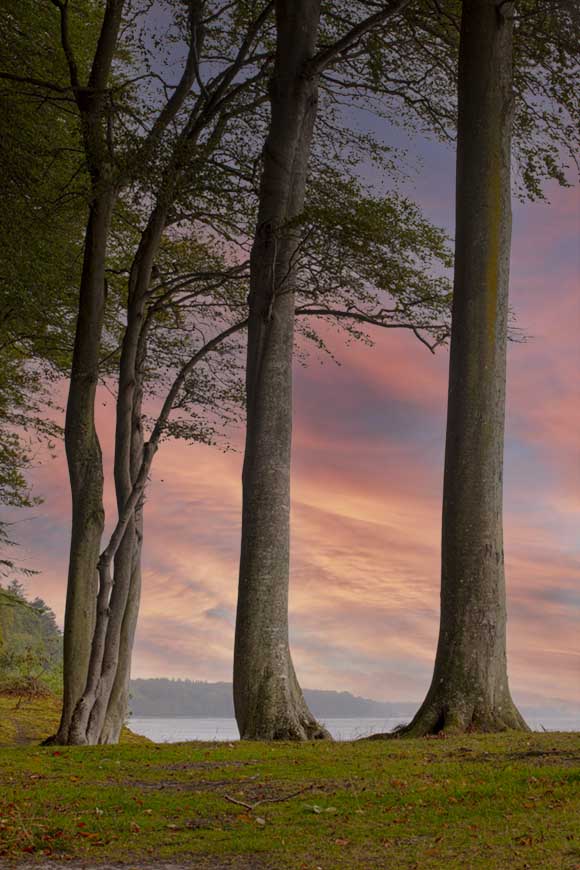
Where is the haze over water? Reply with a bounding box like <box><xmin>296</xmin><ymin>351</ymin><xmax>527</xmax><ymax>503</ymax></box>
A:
<box><xmin>130</xmin><ymin>713</ymin><xmax>580</xmax><ymax>743</ymax></box>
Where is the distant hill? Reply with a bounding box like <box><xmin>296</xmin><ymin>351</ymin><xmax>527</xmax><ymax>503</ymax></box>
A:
<box><xmin>128</xmin><ymin>678</ymin><xmax>418</xmax><ymax>719</ymax></box>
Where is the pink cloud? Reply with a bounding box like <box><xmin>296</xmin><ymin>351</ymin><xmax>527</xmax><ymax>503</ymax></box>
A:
<box><xmin>6</xmin><ymin>161</ymin><xmax>578</xmax><ymax>712</ymax></box>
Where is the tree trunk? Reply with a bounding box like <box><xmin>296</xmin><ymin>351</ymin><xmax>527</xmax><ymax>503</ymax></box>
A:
<box><xmin>56</xmin><ymin>189</ymin><xmax>115</xmax><ymax>743</ymax></box>
<box><xmin>388</xmin><ymin>0</ymin><xmax>527</xmax><ymax>736</ymax></box>
<box><xmin>100</xmin><ymin>377</ymin><xmax>145</xmax><ymax>745</ymax></box>
<box><xmin>99</xmin><ymin>525</ymin><xmax>143</xmax><ymax>743</ymax></box>
<box><xmin>66</xmin><ymin>216</ymin><xmax>158</xmax><ymax>744</ymax></box>
<box><xmin>88</xmin><ymin>326</ymin><xmax>146</xmax><ymax>745</ymax></box>
<box><xmin>233</xmin><ymin>0</ymin><xmax>329</xmax><ymax>741</ymax></box>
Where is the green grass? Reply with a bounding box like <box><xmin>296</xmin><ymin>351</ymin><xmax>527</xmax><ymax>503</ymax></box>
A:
<box><xmin>0</xmin><ymin>731</ymin><xmax>579</xmax><ymax>868</ymax></box>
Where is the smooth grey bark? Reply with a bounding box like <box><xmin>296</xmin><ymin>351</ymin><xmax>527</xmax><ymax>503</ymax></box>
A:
<box><xmin>64</xmin><ymin>314</ymin><xmax>248</xmax><ymax>743</ymax></box>
<box><xmin>100</xmin><ymin>354</ymin><xmax>145</xmax><ymax>745</ymax></box>
<box><xmin>56</xmin><ymin>190</ymin><xmax>115</xmax><ymax>743</ymax></box>
<box><xmin>52</xmin><ymin>1</ymin><xmax>271</xmax><ymax>745</ymax></box>
<box><xmin>99</xmin><ymin>547</ymin><xmax>142</xmax><ymax>743</ymax></box>
<box><xmin>382</xmin><ymin>0</ymin><xmax>528</xmax><ymax>737</ymax></box>
<box><xmin>67</xmin><ymin>210</ymin><xmax>164</xmax><ymax>745</ymax></box>
<box><xmin>234</xmin><ymin>0</ymin><xmax>329</xmax><ymax>741</ymax></box>
<box><xmin>52</xmin><ymin>0</ymin><xmax>127</xmax><ymax>744</ymax></box>
<box><xmin>233</xmin><ymin>0</ymin><xmax>413</xmax><ymax>742</ymax></box>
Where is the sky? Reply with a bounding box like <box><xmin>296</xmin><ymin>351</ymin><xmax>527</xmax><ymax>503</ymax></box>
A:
<box><xmin>7</xmin><ymin>83</ymin><xmax>580</xmax><ymax>712</ymax></box>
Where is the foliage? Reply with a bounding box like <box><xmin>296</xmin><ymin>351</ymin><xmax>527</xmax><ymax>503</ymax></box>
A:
<box><xmin>0</xmin><ymin>733</ymin><xmax>579</xmax><ymax>865</ymax></box>
<box><xmin>0</xmin><ymin>581</ymin><xmax>62</xmax><ymax>694</ymax></box>
<box><xmin>0</xmin><ymin>0</ymin><xmax>96</xmax><ymax>564</ymax></box>
<box><xmin>323</xmin><ymin>0</ymin><xmax>580</xmax><ymax>200</ymax></box>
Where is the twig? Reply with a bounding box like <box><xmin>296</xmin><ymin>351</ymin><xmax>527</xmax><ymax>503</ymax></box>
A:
<box><xmin>223</xmin><ymin>783</ymin><xmax>314</xmax><ymax>811</ymax></box>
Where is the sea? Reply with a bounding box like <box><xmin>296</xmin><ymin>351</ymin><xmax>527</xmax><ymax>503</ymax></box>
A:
<box><xmin>129</xmin><ymin>713</ymin><xmax>580</xmax><ymax>743</ymax></box>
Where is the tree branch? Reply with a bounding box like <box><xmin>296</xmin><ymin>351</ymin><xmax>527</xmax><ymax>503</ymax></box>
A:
<box><xmin>49</xmin><ymin>0</ymin><xmax>80</xmax><ymax>92</ymax></box>
<box><xmin>308</xmin><ymin>0</ymin><xmax>413</xmax><ymax>75</ymax></box>
<box><xmin>0</xmin><ymin>72</ymin><xmax>71</xmax><ymax>94</ymax></box>
<box><xmin>98</xmin><ymin>317</ymin><xmax>248</xmax><ymax>571</ymax></box>
<box><xmin>295</xmin><ymin>306</ymin><xmax>448</xmax><ymax>353</ymax></box>
<box><xmin>88</xmin><ymin>0</ymin><xmax>126</xmax><ymax>94</ymax></box>
<box><xmin>223</xmin><ymin>785</ymin><xmax>314</xmax><ymax>812</ymax></box>
<box><xmin>138</xmin><ymin>1</ymin><xmax>205</xmax><ymax>163</ymax></box>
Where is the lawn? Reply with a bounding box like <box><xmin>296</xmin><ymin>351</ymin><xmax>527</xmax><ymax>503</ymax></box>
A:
<box><xmin>0</xmin><ymin>730</ymin><xmax>579</xmax><ymax>868</ymax></box>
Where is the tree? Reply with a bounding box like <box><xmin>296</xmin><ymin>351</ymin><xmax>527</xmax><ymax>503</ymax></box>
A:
<box><xmin>46</xmin><ymin>0</ymin><xmax>274</xmax><ymax>745</ymax></box>
<box><xmin>33</xmin><ymin>0</ymin><xmax>453</xmax><ymax>745</ymax></box>
<box><xmin>0</xmin><ymin>0</ymin><xmax>278</xmax><ymax>744</ymax></box>
<box><xmin>0</xmin><ymin>0</ymin><xmax>96</xmax><ymax>574</ymax></box>
<box><xmin>419</xmin><ymin>0</ymin><xmax>529</xmax><ymax>732</ymax></box>
<box><xmin>396</xmin><ymin>0</ymin><xmax>578</xmax><ymax>737</ymax></box>
<box><xmin>234</xmin><ymin>0</ymin><xmax>328</xmax><ymax>742</ymax></box>
<box><xmin>0</xmin><ymin>581</ymin><xmax>62</xmax><ymax>696</ymax></box>
<box><xmin>3</xmin><ymin>0</ymin><xmax>454</xmax><ymax>744</ymax></box>
<box><xmin>232</xmin><ymin>0</ymin><xmax>447</xmax><ymax>741</ymax></box>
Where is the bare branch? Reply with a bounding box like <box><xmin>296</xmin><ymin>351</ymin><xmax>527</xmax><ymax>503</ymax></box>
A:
<box><xmin>88</xmin><ymin>0</ymin><xmax>126</xmax><ymax>94</ymax></box>
<box><xmin>223</xmin><ymin>785</ymin><xmax>314</xmax><ymax>811</ymax></box>
<box><xmin>295</xmin><ymin>306</ymin><xmax>448</xmax><ymax>352</ymax></box>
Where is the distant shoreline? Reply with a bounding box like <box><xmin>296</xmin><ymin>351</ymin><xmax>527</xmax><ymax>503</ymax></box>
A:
<box><xmin>128</xmin><ymin>680</ymin><xmax>580</xmax><ymax>722</ymax></box>
<box><xmin>128</xmin><ymin>713</ymin><xmax>408</xmax><ymax>720</ymax></box>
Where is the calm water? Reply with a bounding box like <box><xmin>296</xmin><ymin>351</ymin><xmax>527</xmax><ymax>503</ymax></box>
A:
<box><xmin>129</xmin><ymin>715</ymin><xmax>580</xmax><ymax>743</ymax></box>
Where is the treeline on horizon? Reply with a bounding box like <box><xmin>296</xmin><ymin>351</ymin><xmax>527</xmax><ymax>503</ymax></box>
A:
<box><xmin>128</xmin><ymin>678</ymin><xmax>416</xmax><ymax>719</ymax></box>
<box><xmin>0</xmin><ymin>581</ymin><xmax>576</xmax><ymax>722</ymax></box>
<box><xmin>0</xmin><ymin>1</ymin><xmax>578</xmax><ymax>746</ymax></box>
<box><xmin>128</xmin><ymin>680</ymin><xmax>580</xmax><ymax>720</ymax></box>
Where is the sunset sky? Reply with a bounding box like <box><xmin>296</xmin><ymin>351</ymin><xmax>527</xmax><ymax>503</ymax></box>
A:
<box><xmin>9</xmin><ymin>107</ymin><xmax>580</xmax><ymax>712</ymax></box>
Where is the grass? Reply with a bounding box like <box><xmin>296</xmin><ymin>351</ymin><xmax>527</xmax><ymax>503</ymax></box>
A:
<box><xmin>0</xmin><ymin>730</ymin><xmax>579</xmax><ymax>868</ymax></box>
<box><xmin>0</xmin><ymin>692</ymin><xmax>147</xmax><ymax>747</ymax></box>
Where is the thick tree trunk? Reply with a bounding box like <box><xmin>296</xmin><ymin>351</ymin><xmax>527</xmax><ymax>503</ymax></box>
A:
<box><xmin>234</xmin><ymin>0</ymin><xmax>329</xmax><ymax>741</ymax></box>
<box><xmin>56</xmin><ymin>189</ymin><xmax>115</xmax><ymax>743</ymax></box>
<box><xmin>386</xmin><ymin>0</ymin><xmax>527</xmax><ymax>737</ymax></box>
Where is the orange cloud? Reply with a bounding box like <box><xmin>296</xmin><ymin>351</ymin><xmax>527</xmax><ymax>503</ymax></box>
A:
<box><xmin>7</xmin><ymin>169</ymin><xmax>578</xmax><ymax>712</ymax></box>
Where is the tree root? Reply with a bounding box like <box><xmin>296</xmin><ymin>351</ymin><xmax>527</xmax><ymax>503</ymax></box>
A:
<box><xmin>238</xmin><ymin>664</ymin><xmax>332</xmax><ymax>741</ymax></box>
<box><xmin>248</xmin><ymin>711</ymin><xmax>332</xmax><ymax>741</ymax></box>
<box><xmin>366</xmin><ymin>697</ymin><xmax>530</xmax><ymax>739</ymax></box>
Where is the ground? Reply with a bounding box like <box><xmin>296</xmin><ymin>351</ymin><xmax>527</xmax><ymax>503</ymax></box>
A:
<box><xmin>0</xmin><ymin>694</ymin><xmax>146</xmax><ymax>747</ymax></box>
<box><xmin>0</xmin><ymin>729</ymin><xmax>579</xmax><ymax>869</ymax></box>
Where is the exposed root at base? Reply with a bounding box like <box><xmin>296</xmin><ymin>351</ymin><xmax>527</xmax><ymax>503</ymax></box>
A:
<box><xmin>365</xmin><ymin>700</ymin><xmax>530</xmax><ymax>740</ymax></box>
<box><xmin>247</xmin><ymin>718</ymin><xmax>332</xmax><ymax>742</ymax></box>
